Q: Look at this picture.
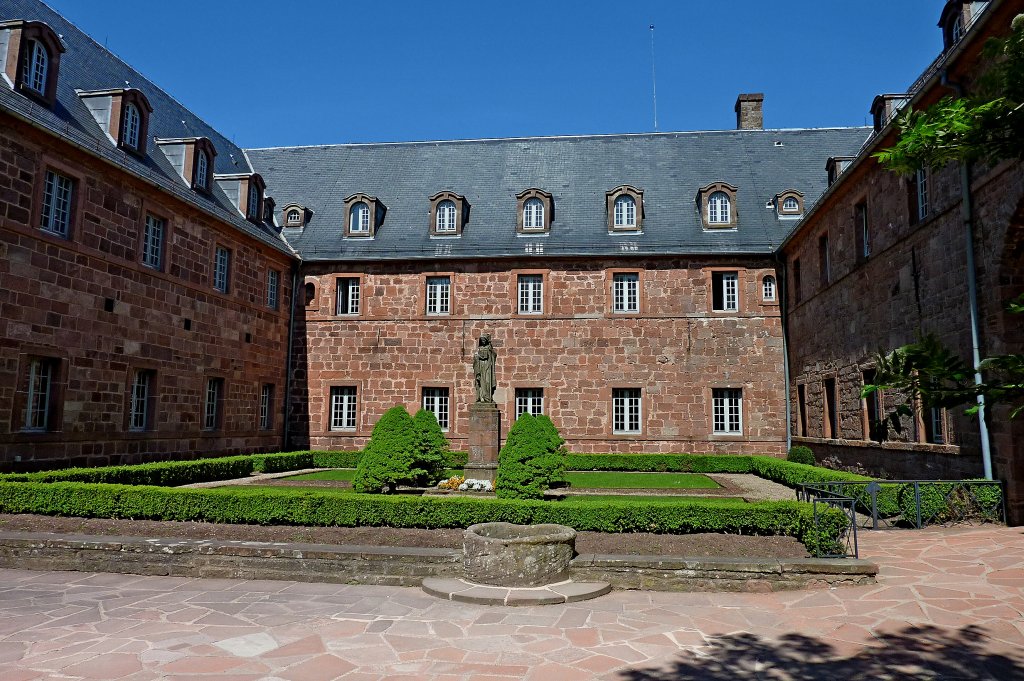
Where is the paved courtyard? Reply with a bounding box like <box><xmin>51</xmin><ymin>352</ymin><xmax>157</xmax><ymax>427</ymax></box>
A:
<box><xmin>0</xmin><ymin>526</ymin><xmax>1021</xmax><ymax>680</ymax></box>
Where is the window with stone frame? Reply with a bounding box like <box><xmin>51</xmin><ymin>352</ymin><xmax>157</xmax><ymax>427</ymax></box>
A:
<box><xmin>203</xmin><ymin>377</ymin><xmax>224</xmax><ymax>431</ymax></box>
<box><xmin>213</xmin><ymin>246</ymin><xmax>231</xmax><ymax>293</ymax></box>
<box><xmin>818</xmin><ymin>233</ymin><xmax>831</xmax><ymax>286</ymax></box>
<box><xmin>142</xmin><ymin>214</ymin><xmax>165</xmax><ymax>270</ymax></box>
<box><xmin>775</xmin><ymin>190</ymin><xmax>804</xmax><ymax>218</ymax></box>
<box><xmin>515</xmin><ymin>388</ymin><xmax>544</xmax><ymax>419</ymax></box>
<box><xmin>336</xmin><ymin>277</ymin><xmax>361</xmax><ymax>315</ymax></box>
<box><xmin>194</xmin><ymin>149</ymin><xmax>210</xmax><ymax>190</ymax></box>
<box><xmin>605</xmin><ymin>185</ymin><xmax>644</xmax><ymax>231</ymax></box>
<box><xmin>422</xmin><ymin>387</ymin><xmax>450</xmax><ymax>431</ymax></box>
<box><xmin>612</xmin><ymin>388</ymin><xmax>642</xmax><ymax>434</ymax></box>
<box><xmin>425</xmin><ymin>276</ymin><xmax>451</xmax><ymax>315</ymax></box>
<box><xmin>516</xmin><ymin>188</ymin><xmax>553</xmax><ymax>233</ymax></box>
<box><xmin>712</xmin><ymin>271</ymin><xmax>739</xmax><ymax>312</ymax></box>
<box><xmin>863</xmin><ymin>369</ymin><xmax>884</xmax><ymax>442</ymax></box>
<box><xmin>260</xmin><ymin>383</ymin><xmax>275</xmax><ymax>431</ymax></box>
<box><xmin>286</xmin><ymin>209</ymin><xmax>302</xmax><ymax>226</ymax></box>
<box><xmin>343</xmin><ymin>194</ymin><xmax>380</xmax><ymax>238</ymax></box>
<box><xmin>40</xmin><ymin>169</ymin><xmax>74</xmax><ymax>237</ymax></box>
<box><xmin>129</xmin><ymin>369</ymin><xmax>155</xmax><ymax>432</ymax></box>
<box><xmin>855</xmin><ymin>201</ymin><xmax>870</xmax><ymax>262</ymax></box>
<box><xmin>611</xmin><ymin>272</ymin><xmax>640</xmax><ymax>314</ymax></box>
<box><xmin>329</xmin><ymin>386</ymin><xmax>358</xmax><ymax>431</ymax></box>
<box><xmin>762</xmin><ymin>275</ymin><xmax>777</xmax><ymax>302</ymax></box>
<box><xmin>23</xmin><ymin>356</ymin><xmax>60</xmax><ymax>432</ymax></box>
<box><xmin>429</xmin><ymin>192</ymin><xmax>467</xmax><ymax>236</ymax></box>
<box><xmin>122</xmin><ymin>102</ymin><xmax>141</xmax><ymax>150</ymax></box>
<box><xmin>517</xmin><ymin>274</ymin><xmax>543</xmax><ymax>314</ymax></box>
<box><xmin>266</xmin><ymin>269</ymin><xmax>280</xmax><ymax>309</ymax></box>
<box><xmin>712</xmin><ymin>388</ymin><xmax>743</xmax><ymax>434</ymax></box>
<box><xmin>697</xmin><ymin>182</ymin><xmax>738</xmax><ymax>229</ymax></box>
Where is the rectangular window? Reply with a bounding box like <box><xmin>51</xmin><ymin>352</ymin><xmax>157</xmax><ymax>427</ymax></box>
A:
<box><xmin>24</xmin><ymin>357</ymin><xmax>58</xmax><ymax>431</ymax></box>
<box><xmin>267</xmin><ymin>270</ymin><xmax>280</xmax><ymax>309</ymax></box>
<box><xmin>336</xmin><ymin>277</ymin><xmax>361</xmax><ymax>315</ymax></box>
<box><xmin>515</xmin><ymin>388</ymin><xmax>544</xmax><ymax>419</ymax></box>
<box><xmin>142</xmin><ymin>214</ymin><xmax>165</xmax><ymax>269</ymax></box>
<box><xmin>855</xmin><ymin>202</ymin><xmax>870</xmax><ymax>261</ymax></box>
<box><xmin>425</xmin><ymin>276</ymin><xmax>451</xmax><ymax>315</ymax></box>
<box><xmin>797</xmin><ymin>384</ymin><xmax>808</xmax><ymax>437</ymax></box>
<box><xmin>203</xmin><ymin>377</ymin><xmax>223</xmax><ymax>430</ymax></box>
<box><xmin>916</xmin><ymin>168</ymin><xmax>929</xmax><ymax>222</ymax></box>
<box><xmin>712</xmin><ymin>388</ymin><xmax>742</xmax><ymax>434</ymax></box>
<box><xmin>711</xmin><ymin>271</ymin><xmax>739</xmax><ymax>312</ymax></box>
<box><xmin>793</xmin><ymin>258</ymin><xmax>802</xmax><ymax>304</ymax></box>
<box><xmin>863</xmin><ymin>370</ymin><xmax>882</xmax><ymax>441</ymax></box>
<box><xmin>129</xmin><ymin>369</ymin><xmax>154</xmax><ymax>432</ymax></box>
<box><xmin>329</xmin><ymin>386</ymin><xmax>357</xmax><ymax>431</ymax></box>
<box><xmin>612</xmin><ymin>272</ymin><xmax>639</xmax><ymax>313</ymax></box>
<box><xmin>517</xmin><ymin>274</ymin><xmax>543</xmax><ymax>314</ymax></box>
<box><xmin>612</xmin><ymin>388</ymin><xmax>641</xmax><ymax>434</ymax></box>
<box><xmin>422</xmin><ymin>387</ymin><xmax>450</xmax><ymax>431</ymax></box>
<box><xmin>926</xmin><ymin>407</ymin><xmax>946</xmax><ymax>445</ymax></box>
<box><xmin>259</xmin><ymin>383</ymin><xmax>274</xmax><ymax>430</ymax></box>
<box><xmin>818</xmin><ymin>234</ymin><xmax>831</xmax><ymax>285</ymax></box>
<box><xmin>213</xmin><ymin>246</ymin><xmax>231</xmax><ymax>293</ymax></box>
<box><xmin>823</xmin><ymin>378</ymin><xmax>838</xmax><ymax>439</ymax></box>
<box><xmin>40</xmin><ymin>170</ymin><xmax>73</xmax><ymax>237</ymax></box>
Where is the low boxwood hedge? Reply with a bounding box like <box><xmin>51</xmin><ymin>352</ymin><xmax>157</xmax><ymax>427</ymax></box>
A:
<box><xmin>310</xmin><ymin>450</ymin><xmax>468</xmax><ymax>470</ymax></box>
<box><xmin>0</xmin><ymin>481</ymin><xmax>846</xmax><ymax>555</ymax></box>
<box><xmin>564</xmin><ymin>454</ymin><xmax>753</xmax><ymax>473</ymax></box>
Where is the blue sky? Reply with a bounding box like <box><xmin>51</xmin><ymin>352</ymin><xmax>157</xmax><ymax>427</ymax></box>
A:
<box><xmin>45</xmin><ymin>1</ymin><xmax>944</xmax><ymax>148</ymax></box>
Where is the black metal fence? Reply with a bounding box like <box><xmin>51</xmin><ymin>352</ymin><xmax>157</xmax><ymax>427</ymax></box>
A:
<box><xmin>797</xmin><ymin>480</ymin><xmax>1006</xmax><ymax>558</ymax></box>
<box><xmin>799</xmin><ymin>485</ymin><xmax>859</xmax><ymax>559</ymax></box>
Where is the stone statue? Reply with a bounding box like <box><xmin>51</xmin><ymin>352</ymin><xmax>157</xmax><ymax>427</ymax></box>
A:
<box><xmin>473</xmin><ymin>334</ymin><xmax>497</xmax><ymax>403</ymax></box>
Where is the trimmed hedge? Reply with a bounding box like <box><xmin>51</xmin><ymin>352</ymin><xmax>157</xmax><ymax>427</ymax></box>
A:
<box><xmin>787</xmin><ymin>446</ymin><xmax>816</xmax><ymax>466</ymax></box>
<box><xmin>0</xmin><ymin>453</ymin><xmax>313</xmax><ymax>487</ymax></box>
<box><xmin>0</xmin><ymin>481</ymin><xmax>846</xmax><ymax>555</ymax></box>
<box><xmin>564</xmin><ymin>454</ymin><xmax>754</xmax><ymax>473</ymax></box>
<box><xmin>310</xmin><ymin>450</ymin><xmax>468</xmax><ymax>470</ymax></box>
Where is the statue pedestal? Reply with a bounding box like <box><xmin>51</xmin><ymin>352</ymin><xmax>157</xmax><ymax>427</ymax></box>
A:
<box><xmin>464</xmin><ymin>403</ymin><xmax>501</xmax><ymax>483</ymax></box>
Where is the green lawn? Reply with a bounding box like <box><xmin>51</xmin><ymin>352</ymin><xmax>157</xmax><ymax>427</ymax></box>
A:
<box><xmin>563</xmin><ymin>471</ymin><xmax>720</xmax><ymax>489</ymax></box>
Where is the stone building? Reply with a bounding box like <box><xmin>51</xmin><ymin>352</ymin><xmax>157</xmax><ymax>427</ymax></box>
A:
<box><xmin>780</xmin><ymin>0</ymin><xmax>1023</xmax><ymax>523</ymax></box>
<box><xmin>0</xmin><ymin>0</ymin><xmax>1020</xmax><ymax>523</ymax></box>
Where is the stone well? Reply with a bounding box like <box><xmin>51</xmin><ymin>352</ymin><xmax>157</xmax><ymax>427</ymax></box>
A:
<box><xmin>463</xmin><ymin>522</ymin><xmax>576</xmax><ymax>587</ymax></box>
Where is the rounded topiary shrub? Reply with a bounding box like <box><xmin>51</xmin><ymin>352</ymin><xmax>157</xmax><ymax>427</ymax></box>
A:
<box><xmin>787</xmin><ymin>445</ymin><xmax>816</xmax><ymax>466</ymax></box>
<box><xmin>353</xmin><ymin>406</ymin><xmax>418</xmax><ymax>493</ymax></box>
<box><xmin>495</xmin><ymin>413</ymin><xmax>566</xmax><ymax>499</ymax></box>
<box><xmin>410</xmin><ymin>408</ymin><xmax>449</xmax><ymax>486</ymax></box>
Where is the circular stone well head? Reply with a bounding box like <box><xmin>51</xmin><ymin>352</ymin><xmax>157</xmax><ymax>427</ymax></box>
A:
<box><xmin>463</xmin><ymin>522</ymin><xmax>576</xmax><ymax>587</ymax></box>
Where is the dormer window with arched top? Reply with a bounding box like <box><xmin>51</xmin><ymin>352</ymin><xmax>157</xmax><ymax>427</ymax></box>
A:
<box><xmin>606</xmin><ymin>185</ymin><xmax>644</xmax><ymax>232</ymax></box>
<box><xmin>281</xmin><ymin>203</ymin><xmax>310</xmax><ymax>229</ymax></box>
<box><xmin>775</xmin><ymin>189</ymin><xmax>804</xmax><ymax>219</ymax></box>
<box><xmin>246</xmin><ymin>182</ymin><xmax>261</xmax><ymax>220</ymax></box>
<box><xmin>212</xmin><ymin>172</ymin><xmax>264</xmax><ymax>220</ymax></box>
<box><xmin>195</xmin><ymin>150</ymin><xmax>209</xmax><ymax>189</ymax></box>
<box><xmin>939</xmin><ymin>1</ymin><xmax>988</xmax><ymax>50</ymax></box>
<box><xmin>697</xmin><ymin>182</ymin><xmax>738</xmax><ymax>229</ymax></box>
<box><xmin>343</xmin><ymin>194</ymin><xmax>382</xmax><ymax>238</ymax></box>
<box><xmin>0</xmin><ymin>20</ymin><xmax>66</xmax><ymax>108</ymax></box>
<box><xmin>429</xmin><ymin>191</ymin><xmax>468</xmax><ymax>236</ymax></box>
<box><xmin>516</xmin><ymin>189</ymin><xmax>553</xmax><ymax>234</ymax></box>
<box><xmin>79</xmin><ymin>88</ymin><xmax>152</xmax><ymax>155</ymax></box>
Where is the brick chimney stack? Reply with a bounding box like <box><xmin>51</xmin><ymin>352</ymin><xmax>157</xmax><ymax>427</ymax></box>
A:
<box><xmin>735</xmin><ymin>93</ymin><xmax>764</xmax><ymax>130</ymax></box>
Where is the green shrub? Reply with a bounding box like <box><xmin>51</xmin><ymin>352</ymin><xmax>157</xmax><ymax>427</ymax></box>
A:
<box><xmin>311</xmin><ymin>451</ymin><xmax>362</xmax><ymax>468</ymax></box>
<box><xmin>353</xmin><ymin>406</ymin><xmax>420</xmax><ymax>493</ymax></box>
<box><xmin>411</xmin><ymin>409</ymin><xmax>449</xmax><ymax>485</ymax></box>
<box><xmin>896</xmin><ymin>481</ymin><xmax>1005</xmax><ymax>525</ymax></box>
<box><xmin>787</xmin><ymin>446</ymin><xmax>816</xmax><ymax>466</ymax></box>
<box><xmin>495</xmin><ymin>413</ymin><xmax>565</xmax><ymax>499</ymax></box>
<box><xmin>564</xmin><ymin>454</ymin><xmax>754</xmax><ymax>473</ymax></box>
<box><xmin>0</xmin><ymin>481</ymin><xmax>845</xmax><ymax>554</ymax></box>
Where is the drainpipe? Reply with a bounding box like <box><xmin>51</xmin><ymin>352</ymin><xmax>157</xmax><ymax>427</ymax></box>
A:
<box><xmin>282</xmin><ymin>262</ymin><xmax>299</xmax><ymax>451</ymax></box>
<box><xmin>942</xmin><ymin>70</ymin><xmax>993</xmax><ymax>479</ymax></box>
<box><xmin>776</xmin><ymin>256</ymin><xmax>793</xmax><ymax>454</ymax></box>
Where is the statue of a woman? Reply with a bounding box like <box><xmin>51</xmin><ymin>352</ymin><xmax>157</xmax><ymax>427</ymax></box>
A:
<box><xmin>473</xmin><ymin>334</ymin><xmax>497</xmax><ymax>403</ymax></box>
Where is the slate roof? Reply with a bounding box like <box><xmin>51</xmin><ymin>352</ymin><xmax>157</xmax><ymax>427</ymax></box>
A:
<box><xmin>247</xmin><ymin>127</ymin><xmax>870</xmax><ymax>262</ymax></box>
<box><xmin>0</xmin><ymin>0</ymin><xmax>293</xmax><ymax>257</ymax></box>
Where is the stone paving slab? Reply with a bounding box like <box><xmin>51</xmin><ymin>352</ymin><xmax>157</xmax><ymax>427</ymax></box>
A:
<box><xmin>422</xmin><ymin>578</ymin><xmax>612</xmax><ymax>605</ymax></box>
<box><xmin>0</xmin><ymin>526</ymin><xmax>1021</xmax><ymax>679</ymax></box>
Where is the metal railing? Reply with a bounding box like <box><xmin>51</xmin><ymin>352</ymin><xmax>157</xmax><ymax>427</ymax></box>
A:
<box><xmin>798</xmin><ymin>485</ymin><xmax>859</xmax><ymax>559</ymax></box>
<box><xmin>797</xmin><ymin>480</ymin><xmax>1006</xmax><ymax>531</ymax></box>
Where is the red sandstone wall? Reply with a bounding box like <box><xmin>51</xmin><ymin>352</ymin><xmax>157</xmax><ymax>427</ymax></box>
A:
<box><xmin>0</xmin><ymin>114</ymin><xmax>295</xmax><ymax>469</ymax></box>
<box><xmin>293</xmin><ymin>257</ymin><xmax>787</xmax><ymax>455</ymax></box>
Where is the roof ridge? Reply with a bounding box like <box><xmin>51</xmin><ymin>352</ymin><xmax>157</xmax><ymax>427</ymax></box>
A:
<box><xmin>245</xmin><ymin>126</ymin><xmax>872</xmax><ymax>152</ymax></box>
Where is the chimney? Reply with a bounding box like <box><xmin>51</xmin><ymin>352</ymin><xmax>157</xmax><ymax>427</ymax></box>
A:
<box><xmin>735</xmin><ymin>93</ymin><xmax>764</xmax><ymax>130</ymax></box>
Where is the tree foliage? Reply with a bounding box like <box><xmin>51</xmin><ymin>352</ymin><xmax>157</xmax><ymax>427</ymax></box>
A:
<box><xmin>874</xmin><ymin>15</ymin><xmax>1024</xmax><ymax>174</ymax></box>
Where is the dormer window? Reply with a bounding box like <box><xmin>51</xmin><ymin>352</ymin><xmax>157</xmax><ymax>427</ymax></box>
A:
<box><xmin>429</xmin><ymin>191</ymin><xmax>467</xmax><ymax>236</ymax></box>
<box><xmin>871</xmin><ymin>94</ymin><xmax>909</xmax><ymax>132</ymax></box>
<box><xmin>343</xmin><ymin>194</ymin><xmax>381</xmax><ymax>238</ymax></box>
<box><xmin>286</xmin><ymin>209</ymin><xmax>301</xmax><ymax>226</ymax></box>
<box><xmin>350</xmin><ymin>202</ymin><xmax>369</xmax><ymax>233</ymax></box>
<box><xmin>939</xmin><ymin>1</ymin><xmax>987</xmax><ymax>50</ymax></box>
<box><xmin>697</xmin><ymin>183</ymin><xmax>738</xmax><ymax>229</ymax></box>
<box><xmin>605</xmin><ymin>185</ymin><xmax>644</xmax><ymax>232</ymax></box>
<box><xmin>263</xmin><ymin>196</ymin><xmax>276</xmax><ymax>224</ymax></box>
<box><xmin>246</xmin><ymin>182</ymin><xmax>260</xmax><ymax>220</ymax></box>
<box><xmin>1</xmin><ymin>20</ymin><xmax>65</xmax><ymax>108</ymax></box>
<box><xmin>122</xmin><ymin>103</ymin><xmax>140</xmax><ymax>149</ymax></box>
<box><xmin>775</xmin><ymin>190</ymin><xmax>805</xmax><ymax>219</ymax></box>
<box><xmin>22</xmin><ymin>39</ymin><xmax>47</xmax><ymax>94</ymax></box>
<box><xmin>80</xmin><ymin>88</ymin><xmax>152</xmax><ymax>154</ymax></box>
<box><xmin>212</xmin><ymin>172</ymin><xmax>263</xmax><ymax>219</ymax></box>
<box><xmin>826</xmin><ymin>157</ymin><xmax>853</xmax><ymax>186</ymax></box>
<box><xmin>195</xmin><ymin>150</ymin><xmax>209</xmax><ymax>189</ymax></box>
<box><xmin>516</xmin><ymin>189</ymin><xmax>553</xmax><ymax>234</ymax></box>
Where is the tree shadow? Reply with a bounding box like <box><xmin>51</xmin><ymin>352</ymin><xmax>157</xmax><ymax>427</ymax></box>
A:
<box><xmin>617</xmin><ymin>624</ymin><xmax>1024</xmax><ymax>680</ymax></box>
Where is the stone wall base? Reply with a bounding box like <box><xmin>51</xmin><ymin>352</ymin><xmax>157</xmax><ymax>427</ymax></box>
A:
<box><xmin>0</xmin><ymin>531</ymin><xmax>877</xmax><ymax>592</ymax></box>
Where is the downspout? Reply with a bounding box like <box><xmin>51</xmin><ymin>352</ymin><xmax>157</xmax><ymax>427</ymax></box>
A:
<box><xmin>776</xmin><ymin>255</ymin><xmax>793</xmax><ymax>454</ymax></box>
<box><xmin>942</xmin><ymin>70</ymin><xmax>993</xmax><ymax>479</ymax></box>
<box><xmin>282</xmin><ymin>262</ymin><xmax>299</xmax><ymax>451</ymax></box>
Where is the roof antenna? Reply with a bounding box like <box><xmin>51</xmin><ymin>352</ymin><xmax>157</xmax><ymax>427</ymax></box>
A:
<box><xmin>650</xmin><ymin>24</ymin><xmax>659</xmax><ymax>132</ymax></box>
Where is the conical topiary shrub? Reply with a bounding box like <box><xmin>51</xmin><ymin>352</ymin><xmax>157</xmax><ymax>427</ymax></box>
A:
<box><xmin>411</xmin><ymin>408</ymin><xmax>449</xmax><ymax>485</ymax></box>
<box><xmin>495</xmin><ymin>412</ymin><xmax>566</xmax><ymax>499</ymax></box>
<box><xmin>353</xmin><ymin>405</ymin><xmax>417</xmax><ymax>493</ymax></box>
